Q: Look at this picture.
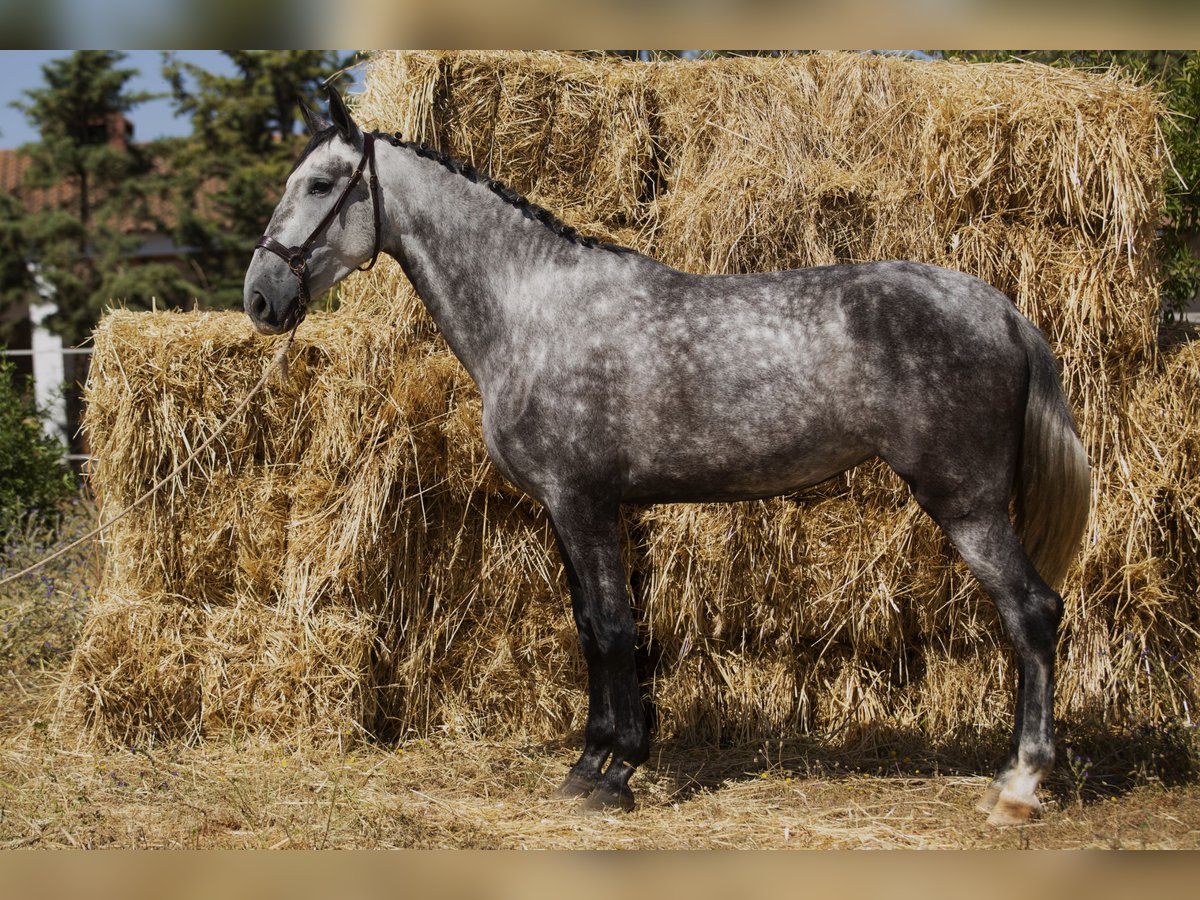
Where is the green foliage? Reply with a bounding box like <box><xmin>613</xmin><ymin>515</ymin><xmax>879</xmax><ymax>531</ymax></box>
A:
<box><xmin>0</xmin><ymin>51</ymin><xmax>353</xmax><ymax>365</ymax></box>
<box><xmin>0</xmin><ymin>192</ymin><xmax>33</xmax><ymax>347</ymax></box>
<box><xmin>160</xmin><ymin>51</ymin><xmax>355</xmax><ymax>310</ymax></box>
<box><xmin>10</xmin><ymin>51</ymin><xmax>196</xmax><ymax>345</ymax></box>
<box><xmin>1161</xmin><ymin>53</ymin><xmax>1200</xmax><ymax>319</ymax></box>
<box><xmin>13</xmin><ymin>51</ymin><xmax>152</xmax><ymax>150</ymax></box>
<box><xmin>0</xmin><ymin>358</ymin><xmax>74</xmax><ymax>538</ymax></box>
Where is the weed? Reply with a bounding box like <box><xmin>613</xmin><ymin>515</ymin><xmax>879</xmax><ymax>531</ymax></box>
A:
<box><xmin>0</xmin><ymin>499</ymin><xmax>95</xmax><ymax>673</ymax></box>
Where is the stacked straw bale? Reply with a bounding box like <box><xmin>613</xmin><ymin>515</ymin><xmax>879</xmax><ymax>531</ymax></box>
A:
<box><xmin>63</xmin><ymin>51</ymin><xmax>1195</xmax><ymax>749</ymax></box>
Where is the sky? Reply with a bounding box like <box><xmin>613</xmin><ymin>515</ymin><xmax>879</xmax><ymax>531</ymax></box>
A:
<box><xmin>0</xmin><ymin>51</ymin><xmax>233</xmax><ymax>150</ymax></box>
<box><xmin>0</xmin><ymin>51</ymin><xmax>363</xmax><ymax>150</ymax></box>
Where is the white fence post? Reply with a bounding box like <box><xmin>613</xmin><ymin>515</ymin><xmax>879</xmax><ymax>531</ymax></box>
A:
<box><xmin>29</xmin><ymin>300</ymin><xmax>68</xmax><ymax>448</ymax></box>
<box><xmin>26</xmin><ymin>262</ymin><xmax>69</xmax><ymax>448</ymax></box>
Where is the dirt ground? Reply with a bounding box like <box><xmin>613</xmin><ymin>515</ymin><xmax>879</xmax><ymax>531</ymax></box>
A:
<box><xmin>2</xmin><ymin>670</ymin><xmax>1198</xmax><ymax>849</ymax></box>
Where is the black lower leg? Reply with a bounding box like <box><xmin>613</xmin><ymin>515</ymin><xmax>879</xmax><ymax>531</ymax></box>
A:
<box><xmin>581</xmin><ymin>615</ymin><xmax>649</xmax><ymax>813</ymax></box>
<box><xmin>556</xmin><ymin>664</ymin><xmax>612</xmax><ymax>797</ymax></box>
<box><xmin>557</xmin><ymin>656</ymin><xmax>615</xmax><ymax>796</ymax></box>
<box><xmin>551</xmin><ymin>520</ymin><xmax>615</xmax><ymax>798</ymax></box>
<box><xmin>549</xmin><ymin>502</ymin><xmax>649</xmax><ymax>810</ymax></box>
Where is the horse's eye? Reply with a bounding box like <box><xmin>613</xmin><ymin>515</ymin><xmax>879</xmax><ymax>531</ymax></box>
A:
<box><xmin>310</xmin><ymin>180</ymin><xmax>333</xmax><ymax>196</ymax></box>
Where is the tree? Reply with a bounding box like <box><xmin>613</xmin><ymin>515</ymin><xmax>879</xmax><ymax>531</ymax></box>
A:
<box><xmin>1160</xmin><ymin>53</ymin><xmax>1200</xmax><ymax>318</ymax></box>
<box><xmin>10</xmin><ymin>51</ymin><xmax>193</xmax><ymax>345</ymax></box>
<box><xmin>0</xmin><ymin>192</ymin><xmax>33</xmax><ymax>347</ymax></box>
<box><xmin>160</xmin><ymin>51</ymin><xmax>354</xmax><ymax>310</ymax></box>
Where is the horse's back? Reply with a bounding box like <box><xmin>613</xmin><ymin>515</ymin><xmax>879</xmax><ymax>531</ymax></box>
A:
<box><xmin>621</xmin><ymin>259</ymin><xmax>1030</xmax><ymax>467</ymax></box>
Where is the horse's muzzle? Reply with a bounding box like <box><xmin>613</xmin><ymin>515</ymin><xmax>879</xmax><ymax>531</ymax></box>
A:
<box><xmin>247</xmin><ymin>289</ymin><xmax>303</xmax><ymax>336</ymax></box>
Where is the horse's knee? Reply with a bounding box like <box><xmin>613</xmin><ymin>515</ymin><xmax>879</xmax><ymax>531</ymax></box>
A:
<box><xmin>573</xmin><ymin>613</ymin><xmax>598</xmax><ymax>656</ymax></box>
<box><xmin>591</xmin><ymin>616</ymin><xmax>636</xmax><ymax>662</ymax></box>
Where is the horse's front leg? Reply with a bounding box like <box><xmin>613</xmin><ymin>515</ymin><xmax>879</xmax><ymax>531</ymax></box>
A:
<box><xmin>547</xmin><ymin>496</ymin><xmax>648</xmax><ymax>812</ymax></box>
<box><xmin>548</xmin><ymin>515</ymin><xmax>615</xmax><ymax>800</ymax></box>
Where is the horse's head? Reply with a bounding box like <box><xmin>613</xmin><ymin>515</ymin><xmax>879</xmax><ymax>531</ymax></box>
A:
<box><xmin>244</xmin><ymin>87</ymin><xmax>381</xmax><ymax>335</ymax></box>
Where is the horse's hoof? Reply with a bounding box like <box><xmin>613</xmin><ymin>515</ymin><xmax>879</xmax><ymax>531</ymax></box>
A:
<box><xmin>581</xmin><ymin>782</ymin><xmax>636</xmax><ymax>815</ymax></box>
<box><xmin>554</xmin><ymin>770</ymin><xmax>599</xmax><ymax>800</ymax></box>
<box><xmin>975</xmin><ymin>784</ymin><xmax>1002</xmax><ymax>814</ymax></box>
<box><xmin>986</xmin><ymin>795</ymin><xmax>1041</xmax><ymax>827</ymax></box>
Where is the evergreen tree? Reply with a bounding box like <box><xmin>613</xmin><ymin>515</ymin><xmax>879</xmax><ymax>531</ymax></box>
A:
<box><xmin>0</xmin><ymin>192</ymin><xmax>33</xmax><ymax>347</ymax></box>
<box><xmin>0</xmin><ymin>357</ymin><xmax>73</xmax><ymax>536</ymax></box>
<box><xmin>11</xmin><ymin>51</ymin><xmax>195</xmax><ymax>345</ymax></box>
<box><xmin>1161</xmin><ymin>53</ymin><xmax>1200</xmax><ymax>318</ymax></box>
<box><xmin>161</xmin><ymin>51</ymin><xmax>353</xmax><ymax>310</ymax></box>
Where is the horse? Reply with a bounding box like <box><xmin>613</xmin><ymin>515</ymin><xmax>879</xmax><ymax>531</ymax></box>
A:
<box><xmin>244</xmin><ymin>88</ymin><xmax>1090</xmax><ymax>826</ymax></box>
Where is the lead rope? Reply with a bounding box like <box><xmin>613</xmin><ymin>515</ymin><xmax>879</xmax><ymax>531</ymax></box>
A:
<box><xmin>0</xmin><ymin>331</ymin><xmax>298</xmax><ymax>590</ymax></box>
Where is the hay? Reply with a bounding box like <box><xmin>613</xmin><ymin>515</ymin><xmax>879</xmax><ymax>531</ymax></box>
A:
<box><xmin>61</xmin><ymin>51</ymin><xmax>1189</xmax><ymax>750</ymax></box>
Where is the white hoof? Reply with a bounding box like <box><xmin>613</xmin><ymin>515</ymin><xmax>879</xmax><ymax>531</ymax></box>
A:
<box><xmin>975</xmin><ymin>783</ymin><xmax>1003</xmax><ymax>814</ymax></box>
<box><xmin>986</xmin><ymin>794</ymin><xmax>1042</xmax><ymax>827</ymax></box>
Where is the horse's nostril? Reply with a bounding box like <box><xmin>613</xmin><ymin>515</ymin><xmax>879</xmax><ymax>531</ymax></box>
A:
<box><xmin>250</xmin><ymin>290</ymin><xmax>270</xmax><ymax>321</ymax></box>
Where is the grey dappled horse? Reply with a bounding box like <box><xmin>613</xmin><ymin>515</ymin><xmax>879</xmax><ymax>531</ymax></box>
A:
<box><xmin>244</xmin><ymin>89</ymin><xmax>1090</xmax><ymax>825</ymax></box>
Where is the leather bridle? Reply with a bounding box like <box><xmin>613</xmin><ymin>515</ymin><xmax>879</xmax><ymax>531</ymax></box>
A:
<box><xmin>254</xmin><ymin>132</ymin><xmax>382</xmax><ymax>330</ymax></box>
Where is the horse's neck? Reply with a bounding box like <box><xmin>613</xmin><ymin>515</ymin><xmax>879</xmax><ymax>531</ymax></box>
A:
<box><xmin>378</xmin><ymin>144</ymin><xmax>573</xmax><ymax>384</ymax></box>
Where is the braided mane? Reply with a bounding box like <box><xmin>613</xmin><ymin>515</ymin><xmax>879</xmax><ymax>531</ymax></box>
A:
<box><xmin>291</xmin><ymin>127</ymin><xmax>632</xmax><ymax>254</ymax></box>
<box><xmin>379</xmin><ymin>133</ymin><xmax>632</xmax><ymax>255</ymax></box>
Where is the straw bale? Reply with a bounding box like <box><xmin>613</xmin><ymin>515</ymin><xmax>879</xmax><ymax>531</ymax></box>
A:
<box><xmin>356</xmin><ymin>53</ymin><xmax>1163</xmax><ymax>387</ymax></box>
<box><xmin>61</xmin><ymin>52</ymin><xmax>1187</xmax><ymax>750</ymax></box>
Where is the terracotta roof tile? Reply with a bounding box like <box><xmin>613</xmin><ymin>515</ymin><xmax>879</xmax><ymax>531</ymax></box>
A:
<box><xmin>0</xmin><ymin>148</ymin><xmax>75</xmax><ymax>214</ymax></box>
<box><xmin>0</xmin><ymin>145</ymin><xmax>219</xmax><ymax>234</ymax></box>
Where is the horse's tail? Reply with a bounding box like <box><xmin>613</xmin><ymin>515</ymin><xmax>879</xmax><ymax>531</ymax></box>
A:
<box><xmin>1013</xmin><ymin>316</ymin><xmax>1091</xmax><ymax>590</ymax></box>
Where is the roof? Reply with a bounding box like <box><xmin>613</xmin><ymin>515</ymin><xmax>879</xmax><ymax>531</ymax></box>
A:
<box><xmin>0</xmin><ymin>144</ymin><xmax>190</xmax><ymax>236</ymax></box>
<box><xmin>0</xmin><ymin>147</ymin><xmax>76</xmax><ymax>216</ymax></box>
<box><xmin>0</xmin><ymin>117</ymin><xmax>216</xmax><ymax>237</ymax></box>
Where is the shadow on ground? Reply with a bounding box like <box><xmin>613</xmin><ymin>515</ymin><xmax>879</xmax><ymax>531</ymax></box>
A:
<box><xmin>532</xmin><ymin>715</ymin><xmax>1200</xmax><ymax>809</ymax></box>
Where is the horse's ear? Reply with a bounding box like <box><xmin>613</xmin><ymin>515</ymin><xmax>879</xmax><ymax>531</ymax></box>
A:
<box><xmin>299</xmin><ymin>99</ymin><xmax>329</xmax><ymax>136</ymax></box>
<box><xmin>327</xmin><ymin>86</ymin><xmax>361</xmax><ymax>145</ymax></box>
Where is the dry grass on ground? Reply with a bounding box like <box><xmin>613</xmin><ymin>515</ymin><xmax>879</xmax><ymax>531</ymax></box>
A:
<box><xmin>3</xmin><ymin>666</ymin><xmax>1199</xmax><ymax>849</ymax></box>
<box><xmin>2</xmin><ymin>514</ymin><xmax>1198</xmax><ymax>850</ymax></box>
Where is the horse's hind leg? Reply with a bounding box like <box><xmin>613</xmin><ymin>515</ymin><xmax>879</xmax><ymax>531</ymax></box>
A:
<box><xmin>907</xmin><ymin>485</ymin><xmax>1063</xmax><ymax>826</ymax></box>
<box><xmin>546</xmin><ymin>496</ymin><xmax>649</xmax><ymax>812</ymax></box>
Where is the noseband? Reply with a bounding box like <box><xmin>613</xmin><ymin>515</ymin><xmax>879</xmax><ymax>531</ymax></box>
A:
<box><xmin>254</xmin><ymin>132</ymin><xmax>382</xmax><ymax>328</ymax></box>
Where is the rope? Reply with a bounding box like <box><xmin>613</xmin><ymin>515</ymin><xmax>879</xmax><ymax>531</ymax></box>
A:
<box><xmin>0</xmin><ymin>332</ymin><xmax>297</xmax><ymax>591</ymax></box>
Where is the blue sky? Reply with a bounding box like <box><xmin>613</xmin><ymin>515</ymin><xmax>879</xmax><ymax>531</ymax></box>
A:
<box><xmin>0</xmin><ymin>51</ymin><xmax>363</xmax><ymax>150</ymax></box>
